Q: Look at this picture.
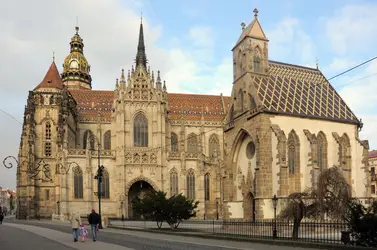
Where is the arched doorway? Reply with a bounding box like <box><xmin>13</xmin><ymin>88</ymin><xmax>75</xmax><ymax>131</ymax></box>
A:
<box><xmin>243</xmin><ymin>192</ymin><xmax>255</xmax><ymax>221</ymax></box>
<box><xmin>128</xmin><ymin>181</ymin><xmax>154</xmax><ymax>219</ymax></box>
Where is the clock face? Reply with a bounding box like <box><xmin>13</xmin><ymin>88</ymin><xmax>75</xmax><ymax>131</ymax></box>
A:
<box><xmin>69</xmin><ymin>60</ymin><xmax>79</xmax><ymax>69</ymax></box>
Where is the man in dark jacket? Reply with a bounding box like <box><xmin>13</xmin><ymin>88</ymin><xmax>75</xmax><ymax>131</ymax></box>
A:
<box><xmin>0</xmin><ymin>212</ymin><xmax>4</xmax><ymax>224</ymax></box>
<box><xmin>88</xmin><ymin>209</ymin><xmax>100</xmax><ymax>241</ymax></box>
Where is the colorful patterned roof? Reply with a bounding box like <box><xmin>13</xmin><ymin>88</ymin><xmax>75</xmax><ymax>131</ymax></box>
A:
<box><xmin>369</xmin><ymin>150</ymin><xmax>377</xmax><ymax>159</ymax></box>
<box><xmin>68</xmin><ymin>90</ymin><xmax>229</xmax><ymax>122</ymax></box>
<box><xmin>34</xmin><ymin>61</ymin><xmax>63</xmax><ymax>90</ymax></box>
<box><xmin>69</xmin><ymin>89</ymin><xmax>115</xmax><ymax>120</ymax></box>
<box><xmin>253</xmin><ymin>61</ymin><xmax>360</xmax><ymax>124</ymax></box>
<box><xmin>168</xmin><ymin>93</ymin><xmax>229</xmax><ymax>121</ymax></box>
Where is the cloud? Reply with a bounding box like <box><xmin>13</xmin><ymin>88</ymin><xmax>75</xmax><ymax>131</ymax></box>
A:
<box><xmin>325</xmin><ymin>3</ymin><xmax>377</xmax><ymax>55</ymax></box>
<box><xmin>266</xmin><ymin>17</ymin><xmax>316</xmax><ymax>65</ymax></box>
<box><xmin>188</xmin><ymin>26</ymin><xmax>214</xmax><ymax>48</ymax></box>
<box><xmin>324</xmin><ymin>58</ymin><xmax>357</xmax><ymax>73</ymax></box>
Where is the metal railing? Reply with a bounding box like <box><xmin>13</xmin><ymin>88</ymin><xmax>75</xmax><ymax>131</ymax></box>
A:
<box><xmin>108</xmin><ymin>218</ymin><xmax>348</xmax><ymax>245</ymax></box>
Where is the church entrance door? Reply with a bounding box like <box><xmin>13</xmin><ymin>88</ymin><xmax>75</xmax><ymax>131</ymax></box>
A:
<box><xmin>243</xmin><ymin>192</ymin><xmax>255</xmax><ymax>221</ymax></box>
<box><xmin>127</xmin><ymin>181</ymin><xmax>154</xmax><ymax>219</ymax></box>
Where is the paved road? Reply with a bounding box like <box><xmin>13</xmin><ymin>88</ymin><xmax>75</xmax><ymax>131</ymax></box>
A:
<box><xmin>2</xmin><ymin>218</ymin><xmax>318</xmax><ymax>250</ymax></box>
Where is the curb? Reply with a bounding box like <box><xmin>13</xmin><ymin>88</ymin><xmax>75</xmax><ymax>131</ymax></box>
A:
<box><xmin>108</xmin><ymin>225</ymin><xmax>372</xmax><ymax>250</ymax></box>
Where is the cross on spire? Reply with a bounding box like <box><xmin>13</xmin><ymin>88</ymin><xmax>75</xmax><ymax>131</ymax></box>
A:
<box><xmin>253</xmin><ymin>8</ymin><xmax>259</xmax><ymax>18</ymax></box>
<box><xmin>75</xmin><ymin>16</ymin><xmax>79</xmax><ymax>34</ymax></box>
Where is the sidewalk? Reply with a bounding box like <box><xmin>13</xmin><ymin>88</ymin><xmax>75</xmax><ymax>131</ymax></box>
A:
<box><xmin>5</xmin><ymin>222</ymin><xmax>133</xmax><ymax>250</ymax></box>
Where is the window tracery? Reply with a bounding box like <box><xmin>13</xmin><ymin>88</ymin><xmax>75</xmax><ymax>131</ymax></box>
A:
<box><xmin>104</xmin><ymin>130</ymin><xmax>111</xmax><ymax>150</ymax></box>
<box><xmin>187</xmin><ymin>169</ymin><xmax>195</xmax><ymax>200</ymax></box>
<box><xmin>209</xmin><ymin>134</ymin><xmax>220</xmax><ymax>157</ymax></box>
<box><xmin>171</xmin><ymin>133</ymin><xmax>178</xmax><ymax>152</ymax></box>
<box><xmin>134</xmin><ymin>113</ymin><xmax>148</xmax><ymax>147</ymax></box>
<box><xmin>187</xmin><ymin>133</ymin><xmax>198</xmax><ymax>153</ymax></box>
<box><xmin>73</xmin><ymin>166</ymin><xmax>83</xmax><ymax>199</ymax></box>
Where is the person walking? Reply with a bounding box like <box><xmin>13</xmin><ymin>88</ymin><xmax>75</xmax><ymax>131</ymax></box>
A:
<box><xmin>70</xmin><ymin>212</ymin><xmax>82</xmax><ymax>242</ymax></box>
<box><xmin>88</xmin><ymin>209</ymin><xmax>100</xmax><ymax>242</ymax></box>
<box><xmin>0</xmin><ymin>212</ymin><xmax>4</xmax><ymax>224</ymax></box>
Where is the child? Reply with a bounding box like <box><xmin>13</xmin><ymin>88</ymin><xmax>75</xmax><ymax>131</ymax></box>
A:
<box><xmin>79</xmin><ymin>224</ymin><xmax>88</xmax><ymax>242</ymax></box>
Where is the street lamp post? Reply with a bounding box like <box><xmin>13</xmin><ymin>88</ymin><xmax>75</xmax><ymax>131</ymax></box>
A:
<box><xmin>272</xmin><ymin>194</ymin><xmax>278</xmax><ymax>239</ymax></box>
<box><xmin>57</xmin><ymin>201</ymin><xmax>60</xmax><ymax>215</ymax></box>
<box><xmin>89</xmin><ymin>133</ymin><xmax>104</xmax><ymax>229</ymax></box>
<box><xmin>216</xmin><ymin>201</ymin><xmax>219</xmax><ymax>220</ymax></box>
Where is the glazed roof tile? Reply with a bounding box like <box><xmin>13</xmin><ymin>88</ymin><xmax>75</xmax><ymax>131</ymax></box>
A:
<box><xmin>253</xmin><ymin>61</ymin><xmax>360</xmax><ymax>124</ymax></box>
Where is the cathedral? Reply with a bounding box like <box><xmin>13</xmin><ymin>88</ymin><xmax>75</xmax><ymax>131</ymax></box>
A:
<box><xmin>16</xmin><ymin>10</ymin><xmax>370</xmax><ymax>221</ymax></box>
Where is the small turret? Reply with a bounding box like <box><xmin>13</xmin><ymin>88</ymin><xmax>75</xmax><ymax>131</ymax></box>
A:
<box><xmin>156</xmin><ymin>70</ymin><xmax>162</xmax><ymax>90</ymax></box>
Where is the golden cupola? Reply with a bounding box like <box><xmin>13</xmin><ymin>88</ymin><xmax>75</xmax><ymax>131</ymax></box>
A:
<box><xmin>61</xmin><ymin>26</ymin><xmax>92</xmax><ymax>89</ymax></box>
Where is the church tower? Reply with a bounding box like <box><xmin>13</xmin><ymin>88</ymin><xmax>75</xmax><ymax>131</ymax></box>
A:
<box><xmin>113</xmin><ymin>19</ymin><xmax>169</xmax><ymax>218</ymax></box>
<box><xmin>230</xmin><ymin>8</ymin><xmax>269</xmax><ymax>117</ymax></box>
<box><xmin>61</xmin><ymin>26</ymin><xmax>92</xmax><ymax>89</ymax></box>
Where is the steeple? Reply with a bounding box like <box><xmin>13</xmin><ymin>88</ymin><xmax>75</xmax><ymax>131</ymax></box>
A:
<box><xmin>61</xmin><ymin>25</ymin><xmax>92</xmax><ymax>89</ymax></box>
<box><xmin>135</xmin><ymin>17</ymin><xmax>147</xmax><ymax>69</ymax></box>
<box><xmin>34</xmin><ymin>61</ymin><xmax>63</xmax><ymax>91</ymax></box>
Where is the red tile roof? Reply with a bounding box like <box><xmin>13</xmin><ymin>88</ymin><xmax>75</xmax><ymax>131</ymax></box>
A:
<box><xmin>67</xmin><ymin>90</ymin><xmax>229</xmax><ymax>122</ymax></box>
<box><xmin>34</xmin><ymin>61</ymin><xmax>63</xmax><ymax>90</ymax></box>
<box><xmin>369</xmin><ymin>150</ymin><xmax>377</xmax><ymax>159</ymax></box>
<box><xmin>168</xmin><ymin>93</ymin><xmax>228</xmax><ymax>121</ymax></box>
<box><xmin>69</xmin><ymin>89</ymin><xmax>115</xmax><ymax>120</ymax></box>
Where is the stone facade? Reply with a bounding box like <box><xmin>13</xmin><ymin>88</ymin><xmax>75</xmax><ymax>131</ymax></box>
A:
<box><xmin>16</xmin><ymin>10</ymin><xmax>370</xmax><ymax>220</ymax></box>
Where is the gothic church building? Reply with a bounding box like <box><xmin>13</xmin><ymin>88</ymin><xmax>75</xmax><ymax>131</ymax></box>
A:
<box><xmin>17</xmin><ymin>10</ymin><xmax>370</xmax><ymax>220</ymax></box>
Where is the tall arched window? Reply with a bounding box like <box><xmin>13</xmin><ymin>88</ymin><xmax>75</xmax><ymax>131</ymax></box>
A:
<box><xmin>187</xmin><ymin>169</ymin><xmax>195</xmax><ymax>200</ymax></box>
<box><xmin>134</xmin><ymin>113</ymin><xmax>148</xmax><ymax>147</ymax></box>
<box><xmin>209</xmin><ymin>134</ymin><xmax>220</xmax><ymax>157</ymax></box>
<box><xmin>187</xmin><ymin>133</ymin><xmax>198</xmax><ymax>153</ymax></box>
<box><xmin>171</xmin><ymin>133</ymin><xmax>178</xmax><ymax>152</ymax></box>
<box><xmin>253</xmin><ymin>56</ymin><xmax>261</xmax><ymax>73</ymax></box>
<box><xmin>73</xmin><ymin>166</ymin><xmax>83</xmax><ymax>199</ymax></box>
<box><xmin>249</xmin><ymin>94</ymin><xmax>256</xmax><ymax>110</ymax></box>
<box><xmin>170</xmin><ymin>170</ymin><xmax>178</xmax><ymax>197</ymax></box>
<box><xmin>45</xmin><ymin>122</ymin><xmax>52</xmax><ymax>157</ymax></box>
<box><xmin>204</xmin><ymin>173</ymin><xmax>210</xmax><ymax>201</ymax></box>
<box><xmin>238</xmin><ymin>89</ymin><xmax>244</xmax><ymax>113</ymax></box>
<box><xmin>83</xmin><ymin>130</ymin><xmax>95</xmax><ymax>150</ymax></box>
<box><xmin>104</xmin><ymin>130</ymin><xmax>111</xmax><ymax>150</ymax></box>
<box><xmin>100</xmin><ymin>169</ymin><xmax>110</xmax><ymax>199</ymax></box>
<box><xmin>288</xmin><ymin>131</ymin><xmax>300</xmax><ymax>175</ymax></box>
<box><xmin>317</xmin><ymin>132</ymin><xmax>327</xmax><ymax>172</ymax></box>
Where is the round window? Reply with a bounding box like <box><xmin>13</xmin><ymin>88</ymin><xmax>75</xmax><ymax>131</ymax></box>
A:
<box><xmin>246</xmin><ymin>141</ymin><xmax>256</xmax><ymax>159</ymax></box>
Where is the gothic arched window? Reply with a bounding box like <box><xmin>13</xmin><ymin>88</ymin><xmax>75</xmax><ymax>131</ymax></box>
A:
<box><xmin>317</xmin><ymin>132</ymin><xmax>327</xmax><ymax>172</ymax></box>
<box><xmin>100</xmin><ymin>169</ymin><xmax>110</xmax><ymax>199</ymax></box>
<box><xmin>249</xmin><ymin>94</ymin><xmax>256</xmax><ymax>110</ymax></box>
<box><xmin>288</xmin><ymin>131</ymin><xmax>300</xmax><ymax>175</ymax></box>
<box><xmin>45</xmin><ymin>122</ymin><xmax>52</xmax><ymax>157</ymax></box>
<box><xmin>209</xmin><ymin>134</ymin><xmax>220</xmax><ymax>157</ymax></box>
<box><xmin>73</xmin><ymin>166</ymin><xmax>83</xmax><ymax>199</ymax></box>
<box><xmin>134</xmin><ymin>113</ymin><xmax>148</xmax><ymax>147</ymax></box>
<box><xmin>187</xmin><ymin>169</ymin><xmax>195</xmax><ymax>200</ymax></box>
<box><xmin>104</xmin><ymin>130</ymin><xmax>111</xmax><ymax>150</ymax></box>
<box><xmin>171</xmin><ymin>133</ymin><xmax>178</xmax><ymax>152</ymax></box>
<box><xmin>238</xmin><ymin>89</ymin><xmax>244</xmax><ymax>113</ymax></box>
<box><xmin>204</xmin><ymin>173</ymin><xmax>210</xmax><ymax>201</ymax></box>
<box><xmin>253</xmin><ymin>56</ymin><xmax>261</xmax><ymax>73</ymax></box>
<box><xmin>83</xmin><ymin>130</ymin><xmax>95</xmax><ymax>150</ymax></box>
<box><xmin>170</xmin><ymin>170</ymin><xmax>178</xmax><ymax>197</ymax></box>
<box><xmin>187</xmin><ymin>133</ymin><xmax>198</xmax><ymax>153</ymax></box>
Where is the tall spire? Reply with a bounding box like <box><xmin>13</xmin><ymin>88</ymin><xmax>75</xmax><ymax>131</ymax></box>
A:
<box><xmin>135</xmin><ymin>17</ymin><xmax>147</xmax><ymax>69</ymax></box>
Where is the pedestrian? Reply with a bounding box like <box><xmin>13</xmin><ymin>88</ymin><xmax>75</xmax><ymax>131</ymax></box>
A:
<box><xmin>0</xmin><ymin>212</ymin><xmax>4</xmax><ymax>224</ymax></box>
<box><xmin>87</xmin><ymin>208</ymin><xmax>100</xmax><ymax>242</ymax></box>
<box><xmin>79</xmin><ymin>224</ymin><xmax>88</xmax><ymax>242</ymax></box>
<box><xmin>70</xmin><ymin>212</ymin><xmax>81</xmax><ymax>242</ymax></box>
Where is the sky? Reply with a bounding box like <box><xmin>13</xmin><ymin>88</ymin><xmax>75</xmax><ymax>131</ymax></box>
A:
<box><xmin>1</xmin><ymin>0</ymin><xmax>377</xmax><ymax>189</ymax></box>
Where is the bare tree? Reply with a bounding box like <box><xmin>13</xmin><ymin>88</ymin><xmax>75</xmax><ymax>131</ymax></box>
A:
<box><xmin>279</xmin><ymin>166</ymin><xmax>351</xmax><ymax>240</ymax></box>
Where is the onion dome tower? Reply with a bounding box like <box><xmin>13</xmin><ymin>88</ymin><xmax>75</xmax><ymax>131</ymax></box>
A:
<box><xmin>61</xmin><ymin>26</ymin><xmax>92</xmax><ymax>89</ymax></box>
